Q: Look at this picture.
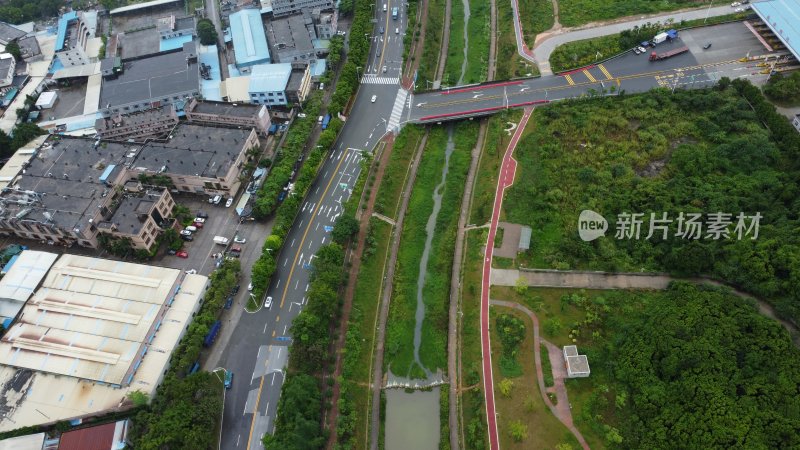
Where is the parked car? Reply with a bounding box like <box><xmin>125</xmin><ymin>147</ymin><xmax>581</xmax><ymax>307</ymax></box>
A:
<box><xmin>265</xmin><ymin>296</ymin><xmax>273</xmax><ymax>308</ymax></box>
<box><xmin>224</xmin><ymin>296</ymin><xmax>234</xmax><ymax>309</ymax></box>
<box><xmin>194</xmin><ymin>217</ymin><xmax>206</xmax><ymax>223</ymax></box>
<box><xmin>196</xmin><ymin>211</ymin><xmax>209</xmax><ymax>219</ymax></box>
<box><xmin>248</xmin><ymin>282</ymin><xmax>253</xmax><ymax>291</ymax></box>
<box><xmin>180</xmin><ymin>229</ymin><xmax>193</xmax><ymax>236</ymax></box>
<box><xmin>167</xmin><ymin>249</ymin><xmax>177</xmax><ymax>255</ymax></box>
<box><xmin>225</xmin><ymin>198</ymin><xmax>234</xmax><ymax>208</ymax></box>
<box><xmin>703</xmin><ymin>42</ymin><xmax>712</xmax><ymax>49</ymax></box>
<box><xmin>210</xmin><ymin>194</ymin><xmax>222</xmax><ymax>204</ymax></box>
<box><xmin>224</xmin><ymin>371</ymin><xmax>233</xmax><ymax>389</ymax></box>
<box><xmin>185</xmin><ymin>225</ymin><xmax>198</xmax><ymax>232</ymax></box>
<box><xmin>231</xmin><ymin>245</ymin><xmax>242</xmax><ymax>253</ymax></box>
<box><xmin>637</xmin><ymin>46</ymin><xmax>647</xmax><ymax>54</ymax></box>
<box><xmin>234</xmin><ymin>235</ymin><xmax>246</xmax><ymax>244</ymax></box>
<box><xmin>633</xmin><ymin>47</ymin><xmax>642</xmax><ymax>54</ymax></box>
<box><xmin>232</xmin><ymin>284</ymin><xmax>240</xmax><ymax>295</ymax></box>
<box><xmin>298</xmin><ymin>113</ymin><xmax>307</xmax><ymax>118</ymax></box>
<box><xmin>176</xmin><ymin>250</ymin><xmax>189</xmax><ymax>258</ymax></box>
<box><xmin>193</xmin><ymin>221</ymin><xmax>204</xmax><ymax>228</ymax></box>
<box><xmin>185</xmin><ymin>269</ymin><xmax>197</xmax><ymax>274</ymax></box>
<box><xmin>181</xmin><ymin>234</ymin><xmax>194</xmax><ymax>242</ymax></box>
<box><xmin>730</xmin><ymin>1</ymin><xmax>741</xmax><ymax>6</ymax></box>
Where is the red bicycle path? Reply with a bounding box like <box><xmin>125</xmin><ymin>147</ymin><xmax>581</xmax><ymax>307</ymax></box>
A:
<box><xmin>480</xmin><ymin>107</ymin><xmax>533</xmax><ymax>450</ymax></box>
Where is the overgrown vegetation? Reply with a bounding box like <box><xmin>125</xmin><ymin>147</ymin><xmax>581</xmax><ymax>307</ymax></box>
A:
<box><xmin>197</xmin><ymin>18</ymin><xmax>217</xmax><ymax>45</ymax></box>
<box><xmin>496</xmin><ymin>313</ymin><xmax>526</xmax><ymax>377</ymax></box>
<box><xmin>763</xmin><ymin>71</ymin><xmax>800</xmax><ymax>106</ymax></box>
<box><xmin>504</xmin><ymin>80</ymin><xmax>800</xmax><ymax>324</ymax></box>
<box><xmin>518</xmin><ymin>0</ymin><xmax>554</xmax><ymax>47</ymax></box>
<box><xmin>416</xmin><ymin>0</ymin><xmax>445</xmax><ymax>89</ymax></box>
<box><xmin>385</xmin><ymin>123</ymin><xmax>476</xmax><ymax>377</ymax></box>
<box><xmin>373</xmin><ymin>125</ymin><xmax>424</xmax><ymax>218</ymax></box>
<box><xmin>495</xmin><ymin>0</ymin><xmax>538</xmax><ymax>80</ymax></box>
<box><xmin>0</xmin><ymin>123</ymin><xmax>46</xmax><ymax>159</ymax></box>
<box><xmin>129</xmin><ymin>260</ymin><xmax>240</xmax><ymax>448</ymax></box>
<box><xmin>558</xmin><ymin>0</ymin><xmax>721</xmax><ymax>27</ymax></box>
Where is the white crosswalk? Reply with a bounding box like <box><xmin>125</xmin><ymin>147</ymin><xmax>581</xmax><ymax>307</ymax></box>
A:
<box><xmin>387</xmin><ymin>89</ymin><xmax>409</xmax><ymax>133</ymax></box>
<box><xmin>361</xmin><ymin>75</ymin><xmax>400</xmax><ymax>85</ymax></box>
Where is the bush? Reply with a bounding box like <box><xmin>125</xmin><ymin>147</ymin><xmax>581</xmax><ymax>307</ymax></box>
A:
<box><xmin>197</xmin><ymin>19</ymin><xmax>217</xmax><ymax>45</ymax></box>
<box><xmin>762</xmin><ymin>71</ymin><xmax>800</xmax><ymax>105</ymax></box>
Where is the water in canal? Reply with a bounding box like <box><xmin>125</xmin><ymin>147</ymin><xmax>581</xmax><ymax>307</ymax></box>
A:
<box><xmin>385</xmin><ymin>128</ymin><xmax>456</xmax><ymax>449</ymax></box>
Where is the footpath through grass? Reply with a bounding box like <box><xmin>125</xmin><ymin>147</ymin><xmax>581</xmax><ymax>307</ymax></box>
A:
<box><xmin>385</xmin><ymin>123</ymin><xmax>477</xmax><ymax>378</ymax></box>
<box><xmin>518</xmin><ymin>0</ymin><xmax>554</xmax><ymax>47</ymax></box>
<box><xmin>374</xmin><ymin>125</ymin><xmax>424</xmax><ymax>219</ymax></box>
<box><xmin>496</xmin><ymin>0</ymin><xmax>539</xmax><ymax>80</ymax></box>
<box><xmin>342</xmin><ymin>218</ymin><xmax>393</xmax><ymax>450</ymax></box>
<box><xmin>417</xmin><ymin>0</ymin><xmax>446</xmax><ymax>88</ymax></box>
<box><xmin>489</xmin><ymin>306</ymin><xmax>580</xmax><ymax>449</ymax></box>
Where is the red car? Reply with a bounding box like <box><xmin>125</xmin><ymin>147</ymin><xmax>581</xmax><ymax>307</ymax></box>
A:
<box><xmin>193</xmin><ymin>221</ymin><xmax>204</xmax><ymax>228</ymax></box>
<box><xmin>176</xmin><ymin>250</ymin><xmax>189</xmax><ymax>258</ymax></box>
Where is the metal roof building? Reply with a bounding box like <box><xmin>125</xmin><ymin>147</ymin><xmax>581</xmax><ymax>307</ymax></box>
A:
<box><xmin>0</xmin><ymin>254</ymin><xmax>208</xmax><ymax>431</ymax></box>
<box><xmin>58</xmin><ymin>419</ymin><xmax>129</xmax><ymax>450</ymax></box>
<box><xmin>248</xmin><ymin>63</ymin><xmax>292</xmax><ymax>105</ymax></box>
<box><xmin>109</xmin><ymin>0</ymin><xmax>183</xmax><ymax>15</ymax></box>
<box><xmin>0</xmin><ymin>251</ymin><xmax>58</xmax><ymax>327</ymax></box>
<box><xmin>0</xmin><ymin>432</ymin><xmax>46</xmax><ymax>450</ymax></box>
<box><xmin>751</xmin><ymin>0</ymin><xmax>800</xmax><ymax>60</ymax></box>
<box><xmin>229</xmin><ymin>9</ymin><xmax>271</xmax><ymax>69</ymax></box>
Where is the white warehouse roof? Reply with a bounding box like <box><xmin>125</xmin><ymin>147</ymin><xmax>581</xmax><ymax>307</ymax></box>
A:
<box><xmin>0</xmin><ymin>251</ymin><xmax>58</xmax><ymax>323</ymax></box>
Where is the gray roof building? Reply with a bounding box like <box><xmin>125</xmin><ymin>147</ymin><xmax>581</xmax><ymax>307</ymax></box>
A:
<box><xmin>270</xmin><ymin>0</ymin><xmax>333</xmax><ymax>17</ymax></box>
<box><xmin>17</xmin><ymin>35</ymin><xmax>42</xmax><ymax>62</ymax></box>
<box><xmin>267</xmin><ymin>14</ymin><xmax>318</xmax><ymax>63</ymax></box>
<box><xmin>0</xmin><ymin>22</ymin><xmax>25</xmax><ymax>46</ymax></box>
<box><xmin>100</xmin><ymin>42</ymin><xmax>200</xmax><ymax>116</ymax></box>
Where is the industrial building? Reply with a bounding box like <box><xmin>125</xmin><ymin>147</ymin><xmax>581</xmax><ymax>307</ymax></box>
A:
<box><xmin>0</xmin><ymin>54</ymin><xmax>15</xmax><ymax>89</ymax></box>
<box><xmin>184</xmin><ymin>98</ymin><xmax>271</xmax><ymax>135</ymax></box>
<box><xmin>0</xmin><ymin>22</ymin><xmax>25</xmax><ymax>46</ymax></box>
<box><xmin>99</xmin><ymin>42</ymin><xmax>200</xmax><ymax>117</ymax></box>
<box><xmin>54</xmin><ymin>10</ymin><xmax>99</xmax><ymax>68</ymax></box>
<box><xmin>229</xmin><ymin>9</ymin><xmax>272</xmax><ymax>70</ymax></box>
<box><xmin>0</xmin><ymin>124</ymin><xmax>258</xmax><ymax>250</ymax></box>
<box><xmin>0</xmin><ymin>251</ymin><xmax>208</xmax><ymax>431</ymax></box>
<box><xmin>247</xmin><ymin>63</ymin><xmax>292</xmax><ymax>105</ymax></box>
<box><xmin>750</xmin><ymin>0</ymin><xmax>800</xmax><ymax>61</ymax></box>
<box><xmin>271</xmin><ymin>0</ymin><xmax>334</xmax><ymax>17</ymax></box>
<box><xmin>267</xmin><ymin>13</ymin><xmax>319</xmax><ymax>63</ymax></box>
<box><xmin>94</xmin><ymin>106</ymin><xmax>180</xmax><ymax>142</ymax></box>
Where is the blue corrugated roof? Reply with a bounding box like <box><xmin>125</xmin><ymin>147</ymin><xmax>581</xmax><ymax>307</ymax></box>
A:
<box><xmin>229</xmin><ymin>9</ymin><xmax>271</xmax><ymax>67</ymax></box>
<box><xmin>248</xmin><ymin>63</ymin><xmax>292</xmax><ymax>93</ymax></box>
<box><xmin>55</xmin><ymin>11</ymin><xmax>77</xmax><ymax>52</ymax></box>
<box><xmin>160</xmin><ymin>34</ymin><xmax>194</xmax><ymax>52</ymax></box>
<box><xmin>752</xmin><ymin>0</ymin><xmax>800</xmax><ymax>60</ymax></box>
<box><xmin>99</xmin><ymin>164</ymin><xmax>116</xmax><ymax>183</ymax></box>
<box><xmin>200</xmin><ymin>44</ymin><xmax>222</xmax><ymax>101</ymax></box>
<box><xmin>310</xmin><ymin>59</ymin><xmax>327</xmax><ymax>77</ymax></box>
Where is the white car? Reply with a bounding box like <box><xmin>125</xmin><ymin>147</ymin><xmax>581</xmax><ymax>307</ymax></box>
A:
<box><xmin>180</xmin><ymin>229</ymin><xmax>192</xmax><ymax>236</ymax></box>
<box><xmin>265</xmin><ymin>296</ymin><xmax>273</xmax><ymax>308</ymax></box>
<box><xmin>298</xmin><ymin>113</ymin><xmax>307</xmax><ymax>118</ymax></box>
<box><xmin>371</xmin><ymin>95</ymin><xmax>377</xmax><ymax>103</ymax></box>
<box><xmin>225</xmin><ymin>198</ymin><xmax>234</xmax><ymax>208</ymax></box>
<box><xmin>194</xmin><ymin>217</ymin><xmax>206</xmax><ymax>223</ymax></box>
<box><xmin>734</xmin><ymin>7</ymin><xmax>744</xmax><ymax>12</ymax></box>
<box><xmin>185</xmin><ymin>269</ymin><xmax>197</xmax><ymax>275</ymax></box>
<box><xmin>185</xmin><ymin>225</ymin><xmax>197</xmax><ymax>232</ymax></box>
<box><xmin>730</xmin><ymin>1</ymin><xmax>741</xmax><ymax>6</ymax></box>
<box><xmin>633</xmin><ymin>47</ymin><xmax>641</xmax><ymax>54</ymax></box>
<box><xmin>234</xmin><ymin>235</ymin><xmax>246</xmax><ymax>244</ymax></box>
<box><xmin>637</xmin><ymin>46</ymin><xmax>647</xmax><ymax>54</ymax></box>
<box><xmin>248</xmin><ymin>282</ymin><xmax>253</xmax><ymax>291</ymax></box>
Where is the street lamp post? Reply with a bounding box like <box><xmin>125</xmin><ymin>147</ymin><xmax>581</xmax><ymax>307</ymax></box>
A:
<box><xmin>704</xmin><ymin>0</ymin><xmax>713</xmax><ymax>24</ymax></box>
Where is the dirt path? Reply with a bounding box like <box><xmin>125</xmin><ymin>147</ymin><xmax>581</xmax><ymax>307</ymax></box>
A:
<box><xmin>325</xmin><ymin>139</ymin><xmax>393</xmax><ymax>449</ymax></box>
<box><xmin>493</xmin><ymin>268</ymin><xmax>799</xmax><ymax>342</ymax></box>
<box><xmin>369</xmin><ymin>132</ymin><xmax>428</xmax><ymax>450</ymax></box>
<box><xmin>490</xmin><ymin>299</ymin><xmax>590</xmax><ymax>450</ymax></box>
<box><xmin>435</xmin><ymin>0</ymin><xmax>453</xmax><ymax>81</ymax></box>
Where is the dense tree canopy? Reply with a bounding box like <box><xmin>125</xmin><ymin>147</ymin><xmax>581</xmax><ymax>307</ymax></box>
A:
<box><xmin>196</xmin><ymin>19</ymin><xmax>217</xmax><ymax>46</ymax></box>
<box><xmin>0</xmin><ymin>0</ymin><xmax>61</xmax><ymax>24</ymax></box>
<box><xmin>600</xmin><ymin>283</ymin><xmax>800</xmax><ymax>449</ymax></box>
<box><xmin>763</xmin><ymin>71</ymin><xmax>800</xmax><ymax>105</ymax></box>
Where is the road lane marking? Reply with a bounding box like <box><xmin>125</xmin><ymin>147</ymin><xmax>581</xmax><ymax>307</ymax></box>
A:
<box><xmin>598</xmin><ymin>64</ymin><xmax>613</xmax><ymax>80</ymax></box>
<box><xmin>583</xmin><ymin>69</ymin><xmax>597</xmax><ymax>82</ymax></box>
<box><xmin>564</xmin><ymin>74</ymin><xmax>575</xmax><ymax>85</ymax></box>
<box><xmin>264</xmin><ymin>323</ymin><xmax>268</xmax><ymax>333</ymax></box>
<box><xmin>245</xmin><ymin>376</ymin><xmax>265</xmax><ymax>449</ymax></box>
<box><xmin>283</xmin><ymin>258</ymin><xmax>288</xmax><ymax>267</ymax></box>
<box><xmin>277</xmin><ymin>149</ymin><xmax>350</xmax><ymax>312</ymax></box>
<box><xmin>295</xmin><ymin>279</ymin><xmax>299</xmax><ymax>290</ymax></box>
<box><xmin>308</xmin><ymin>240</ymin><xmax>313</xmax><ymax>248</ymax></box>
<box><xmin>291</xmin><ymin>238</ymin><xmax>295</xmax><ymax>247</ymax></box>
<box><xmin>305</xmin><ymin>283</ymin><xmax>309</xmax><ymax>292</ymax></box>
<box><xmin>276</xmin><ymin>279</ymin><xmax>281</xmax><ymax>289</ymax></box>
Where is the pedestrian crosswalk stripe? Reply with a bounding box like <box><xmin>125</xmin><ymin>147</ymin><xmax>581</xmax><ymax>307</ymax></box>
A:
<box><xmin>583</xmin><ymin>69</ymin><xmax>597</xmax><ymax>83</ymax></box>
<box><xmin>598</xmin><ymin>64</ymin><xmax>613</xmax><ymax>80</ymax></box>
<box><xmin>360</xmin><ymin>76</ymin><xmax>400</xmax><ymax>85</ymax></box>
<box><xmin>387</xmin><ymin>89</ymin><xmax>409</xmax><ymax>132</ymax></box>
<box><xmin>564</xmin><ymin>74</ymin><xmax>575</xmax><ymax>85</ymax></box>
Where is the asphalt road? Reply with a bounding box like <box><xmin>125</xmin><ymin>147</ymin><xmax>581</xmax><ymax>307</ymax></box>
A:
<box><xmin>407</xmin><ymin>22</ymin><xmax>780</xmax><ymax>123</ymax></box>
<box><xmin>217</xmin><ymin>2</ymin><xmax>409</xmax><ymax>449</ymax></box>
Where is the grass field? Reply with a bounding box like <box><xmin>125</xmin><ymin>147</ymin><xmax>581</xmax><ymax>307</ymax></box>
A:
<box><xmin>374</xmin><ymin>125</ymin><xmax>424</xmax><ymax>219</ymax></box>
<box><xmin>345</xmin><ymin>219</ymin><xmax>393</xmax><ymax>450</ymax></box>
<box><xmin>489</xmin><ymin>306</ymin><xmax>581</xmax><ymax>449</ymax></box>
<box><xmin>460</xmin><ymin>228</ymin><xmax>489</xmax><ymax>449</ymax></box>
<box><xmin>443</xmin><ymin>0</ymin><xmax>466</xmax><ymax>86</ymax></box>
<box><xmin>469</xmin><ymin>111</ymin><xmax>522</xmax><ymax>225</ymax></box>
<box><xmin>385</xmin><ymin>123</ymin><xmax>477</xmax><ymax>377</ymax></box>
<box><xmin>558</xmin><ymin>0</ymin><xmax>725</xmax><ymax>27</ymax></box>
<box><xmin>518</xmin><ymin>0</ymin><xmax>555</xmax><ymax>47</ymax></box>
<box><xmin>417</xmin><ymin>0</ymin><xmax>446</xmax><ymax>88</ymax></box>
<box><xmin>443</xmin><ymin>0</ymin><xmax>492</xmax><ymax>85</ymax></box>
<box><xmin>495</xmin><ymin>0</ymin><xmax>540</xmax><ymax>80</ymax></box>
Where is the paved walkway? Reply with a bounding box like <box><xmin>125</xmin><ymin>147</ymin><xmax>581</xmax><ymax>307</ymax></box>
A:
<box><xmin>480</xmin><ymin>107</ymin><xmax>532</xmax><ymax>450</ymax></box>
<box><xmin>510</xmin><ymin>0</ymin><xmax>538</xmax><ymax>66</ymax></box>
<box><xmin>490</xmin><ymin>299</ymin><xmax>589</xmax><ymax>450</ymax></box>
<box><xmin>532</xmin><ymin>5</ymin><xmax>734</xmax><ymax>74</ymax></box>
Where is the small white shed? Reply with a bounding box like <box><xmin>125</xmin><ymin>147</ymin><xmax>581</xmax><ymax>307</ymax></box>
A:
<box><xmin>35</xmin><ymin>91</ymin><xmax>57</xmax><ymax>109</ymax></box>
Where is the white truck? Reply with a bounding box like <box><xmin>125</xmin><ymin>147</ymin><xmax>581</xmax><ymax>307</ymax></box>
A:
<box><xmin>213</xmin><ymin>236</ymin><xmax>229</xmax><ymax>245</ymax></box>
<box><xmin>652</xmin><ymin>32</ymin><xmax>669</xmax><ymax>45</ymax></box>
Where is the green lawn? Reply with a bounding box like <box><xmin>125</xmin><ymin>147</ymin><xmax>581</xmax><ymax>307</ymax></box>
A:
<box><xmin>495</xmin><ymin>0</ymin><xmax>540</xmax><ymax>80</ymax></box>
<box><xmin>558</xmin><ymin>0</ymin><xmax>724</xmax><ymax>27</ymax></box>
<box><xmin>490</xmin><ymin>306</ymin><xmax>581</xmax><ymax>450</ymax></box>
<box><xmin>374</xmin><ymin>125</ymin><xmax>424</xmax><ymax>219</ymax></box>
<box><xmin>443</xmin><ymin>0</ymin><xmax>466</xmax><ymax>86</ymax></box>
<box><xmin>444</xmin><ymin>0</ymin><xmax>492</xmax><ymax>85</ymax></box>
<box><xmin>417</xmin><ymin>0</ymin><xmax>446</xmax><ymax>88</ymax></box>
<box><xmin>518</xmin><ymin>0</ymin><xmax>555</xmax><ymax>47</ymax></box>
<box><xmin>385</xmin><ymin>123</ymin><xmax>477</xmax><ymax>377</ymax></box>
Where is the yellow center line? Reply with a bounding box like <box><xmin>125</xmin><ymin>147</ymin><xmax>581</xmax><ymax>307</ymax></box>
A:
<box><xmin>583</xmin><ymin>69</ymin><xmax>597</xmax><ymax>83</ymax></box>
<box><xmin>245</xmin><ymin>148</ymin><xmax>350</xmax><ymax>449</ymax></box>
<box><xmin>378</xmin><ymin>0</ymin><xmax>392</xmax><ymax>70</ymax></box>
<box><xmin>245</xmin><ymin>376</ymin><xmax>266</xmax><ymax>450</ymax></box>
